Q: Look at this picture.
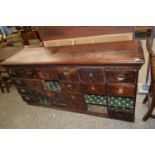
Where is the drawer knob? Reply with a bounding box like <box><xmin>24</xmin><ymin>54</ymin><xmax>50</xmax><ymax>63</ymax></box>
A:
<box><xmin>21</xmin><ymin>89</ymin><xmax>26</xmax><ymax>93</ymax></box>
<box><xmin>89</xmin><ymin>73</ymin><xmax>93</xmax><ymax>77</ymax></box>
<box><xmin>91</xmin><ymin>86</ymin><xmax>95</xmax><ymax>90</ymax></box>
<box><xmin>71</xmin><ymin>95</ymin><xmax>75</xmax><ymax>99</ymax></box>
<box><xmin>118</xmin><ymin>88</ymin><xmax>123</xmax><ymax>94</ymax></box>
<box><xmin>116</xmin><ymin>74</ymin><xmax>126</xmax><ymax>81</ymax></box>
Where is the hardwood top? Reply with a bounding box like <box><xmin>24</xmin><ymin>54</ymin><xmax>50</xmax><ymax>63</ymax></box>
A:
<box><xmin>1</xmin><ymin>40</ymin><xmax>144</xmax><ymax>66</ymax></box>
<box><xmin>0</xmin><ymin>47</ymin><xmax>24</xmax><ymax>62</ymax></box>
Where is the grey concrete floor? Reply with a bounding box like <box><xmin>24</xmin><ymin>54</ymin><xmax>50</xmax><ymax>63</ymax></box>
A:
<box><xmin>0</xmin><ymin>86</ymin><xmax>155</xmax><ymax>128</ymax></box>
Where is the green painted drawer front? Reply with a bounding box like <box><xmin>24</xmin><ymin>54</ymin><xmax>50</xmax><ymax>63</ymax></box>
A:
<box><xmin>45</xmin><ymin>80</ymin><xmax>61</xmax><ymax>91</ymax></box>
<box><xmin>84</xmin><ymin>94</ymin><xmax>107</xmax><ymax>106</ymax></box>
<box><xmin>108</xmin><ymin>96</ymin><xmax>134</xmax><ymax>109</ymax></box>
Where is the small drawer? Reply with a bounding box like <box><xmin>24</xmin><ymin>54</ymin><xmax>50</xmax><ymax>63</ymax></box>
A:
<box><xmin>36</xmin><ymin>68</ymin><xmax>57</xmax><ymax>80</ymax></box>
<box><xmin>107</xmin><ymin>84</ymin><xmax>136</xmax><ymax>97</ymax></box>
<box><xmin>106</xmin><ymin>69</ymin><xmax>137</xmax><ymax>83</ymax></box>
<box><xmin>20</xmin><ymin>67</ymin><xmax>37</xmax><ymax>78</ymax></box>
<box><xmin>7</xmin><ymin>68</ymin><xmax>20</xmax><ymax>78</ymax></box>
<box><xmin>16</xmin><ymin>87</ymin><xmax>34</xmax><ymax>95</ymax></box>
<box><xmin>64</xmin><ymin>93</ymin><xmax>85</xmax><ymax>110</ymax></box>
<box><xmin>57</xmin><ymin>69</ymin><xmax>79</xmax><ymax>82</ymax></box>
<box><xmin>47</xmin><ymin>91</ymin><xmax>66</xmax><ymax>102</ymax></box>
<box><xmin>35</xmin><ymin>89</ymin><xmax>47</xmax><ymax>97</ymax></box>
<box><xmin>79</xmin><ymin>68</ymin><xmax>104</xmax><ymax>83</ymax></box>
<box><xmin>108</xmin><ymin>110</ymin><xmax>134</xmax><ymax>122</ymax></box>
<box><xmin>60</xmin><ymin>82</ymin><xmax>81</xmax><ymax>92</ymax></box>
<box><xmin>23</xmin><ymin>79</ymin><xmax>44</xmax><ymax>89</ymax></box>
<box><xmin>82</xmin><ymin>84</ymin><xmax>105</xmax><ymax>95</ymax></box>
<box><xmin>21</xmin><ymin>95</ymin><xmax>36</xmax><ymax>102</ymax></box>
<box><xmin>12</xmin><ymin>78</ymin><xmax>23</xmax><ymax>86</ymax></box>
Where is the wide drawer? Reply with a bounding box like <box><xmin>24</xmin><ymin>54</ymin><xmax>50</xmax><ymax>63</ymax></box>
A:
<box><xmin>60</xmin><ymin>82</ymin><xmax>81</xmax><ymax>92</ymax></box>
<box><xmin>82</xmin><ymin>83</ymin><xmax>105</xmax><ymax>95</ymax></box>
<box><xmin>107</xmin><ymin>84</ymin><xmax>136</xmax><ymax>97</ymax></box>
<box><xmin>79</xmin><ymin>68</ymin><xmax>104</xmax><ymax>83</ymax></box>
<box><xmin>105</xmin><ymin>69</ymin><xmax>137</xmax><ymax>83</ymax></box>
<box><xmin>57</xmin><ymin>68</ymin><xmax>79</xmax><ymax>82</ymax></box>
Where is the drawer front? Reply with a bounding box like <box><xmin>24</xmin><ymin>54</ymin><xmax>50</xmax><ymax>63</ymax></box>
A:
<box><xmin>108</xmin><ymin>110</ymin><xmax>134</xmax><ymax>122</ymax></box>
<box><xmin>106</xmin><ymin>69</ymin><xmax>137</xmax><ymax>83</ymax></box>
<box><xmin>82</xmin><ymin>84</ymin><xmax>105</xmax><ymax>95</ymax></box>
<box><xmin>20</xmin><ymin>67</ymin><xmax>37</xmax><ymax>78</ymax></box>
<box><xmin>36</xmin><ymin>68</ymin><xmax>57</xmax><ymax>80</ymax></box>
<box><xmin>79</xmin><ymin>68</ymin><xmax>104</xmax><ymax>83</ymax></box>
<box><xmin>21</xmin><ymin>95</ymin><xmax>36</xmax><ymax>102</ymax></box>
<box><xmin>60</xmin><ymin>82</ymin><xmax>81</xmax><ymax>92</ymax></box>
<box><xmin>12</xmin><ymin>78</ymin><xmax>23</xmax><ymax>86</ymax></box>
<box><xmin>23</xmin><ymin>79</ymin><xmax>44</xmax><ymax>89</ymax></box>
<box><xmin>7</xmin><ymin>68</ymin><xmax>20</xmax><ymax>78</ymax></box>
<box><xmin>107</xmin><ymin>84</ymin><xmax>136</xmax><ymax>97</ymax></box>
<box><xmin>16</xmin><ymin>87</ymin><xmax>34</xmax><ymax>96</ymax></box>
<box><xmin>64</xmin><ymin>93</ymin><xmax>85</xmax><ymax>110</ymax></box>
<box><xmin>57</xmin><ymin>69</ymin><xmax>79</xmax><ymax>82</ymax></box>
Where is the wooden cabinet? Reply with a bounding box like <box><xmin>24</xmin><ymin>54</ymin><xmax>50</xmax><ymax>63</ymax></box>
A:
<box><xmin>2</xmin><ymin>40</ymin><xmax>144</xmax><ymax>122</ymax></box>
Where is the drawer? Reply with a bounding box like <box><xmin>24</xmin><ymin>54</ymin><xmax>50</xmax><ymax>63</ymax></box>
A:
<box><xmin>23</xmin><ymin>79</ymin><xmax>44</xmax><ymax>89</ymax></box>
<box><xmin>82</xmin><ymin>84</ymin><xmax>105</xmax><ymax>95</ymax></box>
<box><xmin>12</xmin><ymin>78</ymin><xmax>23</xmax><ymax>86</ymax></box>
<box><xmin>57</xmin><ymin>69</ymin><xmax>79</xmax><ymax>82</ymax></box>
<box><xmin>35</xmin><ymin>89</ymin><xmax>47</xmax><ymax>97</ymax></box>
<box><xmin>16</xmin><ymin>87</ymin><xmax>35</xmax><ymax>96</ymax></box>
<box><xmin>108</xmin><ymin>110</ymin><xmax>134</xmax><ymax>122</ymax></box>
<box><xmin>79</xmin><ymin>68</ymin><xmax>104</xmax><ymax>83</ymax></box>
<box><xmin>20</xmin><ymin>67</ymin><xmax>37</xmax><ymax>78</ymax></box>
<box><xmin>106</xmin><ymin>69</ymin><xmax>137</xmax><ymax>83</ymax></box>
<box><xmin>36</xmin><ymin>68</ymin><xmax>57</xmax><ymax>80</ymax></box>
<box><xmin>60</xmin><ymin>82</ymin><xmax>81</xmax><ymax>92</ymax></box>
<box><xmin>7</xmin><ymin>68</ymin><xmax>20</xmax><ymax>78</ymax></box>
<box><xmin>21</xmin><ymin>95</ymin><xmax>36</xmax><ymax>102</ymax></box>
<box><xmin>64</xmin><ymin>93</ymin><xmax>86</xmax><ymax>110</ymax></box>
<box><xmin>107</xmin><ymin>84</ymin><xmax>136</xmax><ymax>97</ymax></box>
<box><xmin>47</xmin><ymin>91</ymin><xmax>66</xmax><ymax>103</ymax></box>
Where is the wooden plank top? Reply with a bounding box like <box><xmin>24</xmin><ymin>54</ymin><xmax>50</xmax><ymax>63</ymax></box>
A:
<box><xmin>0</xmin><ymin>47</ymin><xmax>24</xmax><ymax>62</ymax></box>
<box><xmin>1</xmin><ymin>40</ymin><xmax>144</xmax><ymax>66</ymax></box>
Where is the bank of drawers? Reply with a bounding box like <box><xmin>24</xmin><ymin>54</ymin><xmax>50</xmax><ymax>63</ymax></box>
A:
<box><xmin>8</xmin><ymin>66</ymin><xmax>138</xmax><ymax>121</ymax></box>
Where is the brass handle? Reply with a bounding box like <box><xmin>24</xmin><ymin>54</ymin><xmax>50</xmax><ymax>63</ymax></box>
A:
<box><xmin>116</xmin><ymin>74</ymin><xmax>127</xmax><ymax>81</ymax></box>
<box><xmin>64</xmin><ymin>72</ymin><xmax>69</xmax><ymax>76</ymax></box>
<box><xmin>67</xmin><ymin>84</ymin><xmax>72</xmax><ymax>88</ymax></box>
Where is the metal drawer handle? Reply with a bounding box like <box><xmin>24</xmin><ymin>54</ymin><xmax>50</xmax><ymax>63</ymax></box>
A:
<box><xmin>21</xmin><ymin>89</ymin><xmax>26</xmax><ymax>92</ymax></box>
<box><xmin>116</xmin><ymin>74</ymin><xmax>127</xmax><ymax>81</ymax></box>
<box><xmin>67</xmin><ymin>84</ymin><xmax>72</xmax><ymax>88</ymax></box>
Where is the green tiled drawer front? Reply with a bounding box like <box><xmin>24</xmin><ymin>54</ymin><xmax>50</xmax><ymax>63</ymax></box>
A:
<box><xmin>46</xmin><ymin>81</ymin><xmax>61</xmax><ymax>91</ymax></box>
<box><xmin>39</xmin><ymin>97</ymin><xmax>51</xmax><ymax>105</ymax></box>
<box><xmin>84</xmin><ymin>94</ymin><xmax>107</xmax><ymax>106</ymax></box>
<box><xmin>108</xmin><ymin>96</ymin><xmax>134</xmax><ymax>109</ymax></box>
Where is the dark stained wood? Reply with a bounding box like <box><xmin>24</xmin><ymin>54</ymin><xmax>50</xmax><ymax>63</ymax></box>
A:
<box><xmin>79</xmin><ymin>68</ymin><xmax>104</xmax><ymax>83</ymax></box>
<box><xmin>37</xmin><ymin>26</ymin><xmax>134</xmax><ymax>41</ymax></box>
<box><xmin>81</xmin><ymin>83</ymin><xmax>105</xmax><ymax>95</ymax></box>
<box><xmin>107</xmin><ymin>84</ymin><xmax>136</xmax><ymax>97</ymax></box>
<box><xmin>105</xmin><ymin>69</ymin><xmax>138</xmax><ymax>83</ymax></box>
